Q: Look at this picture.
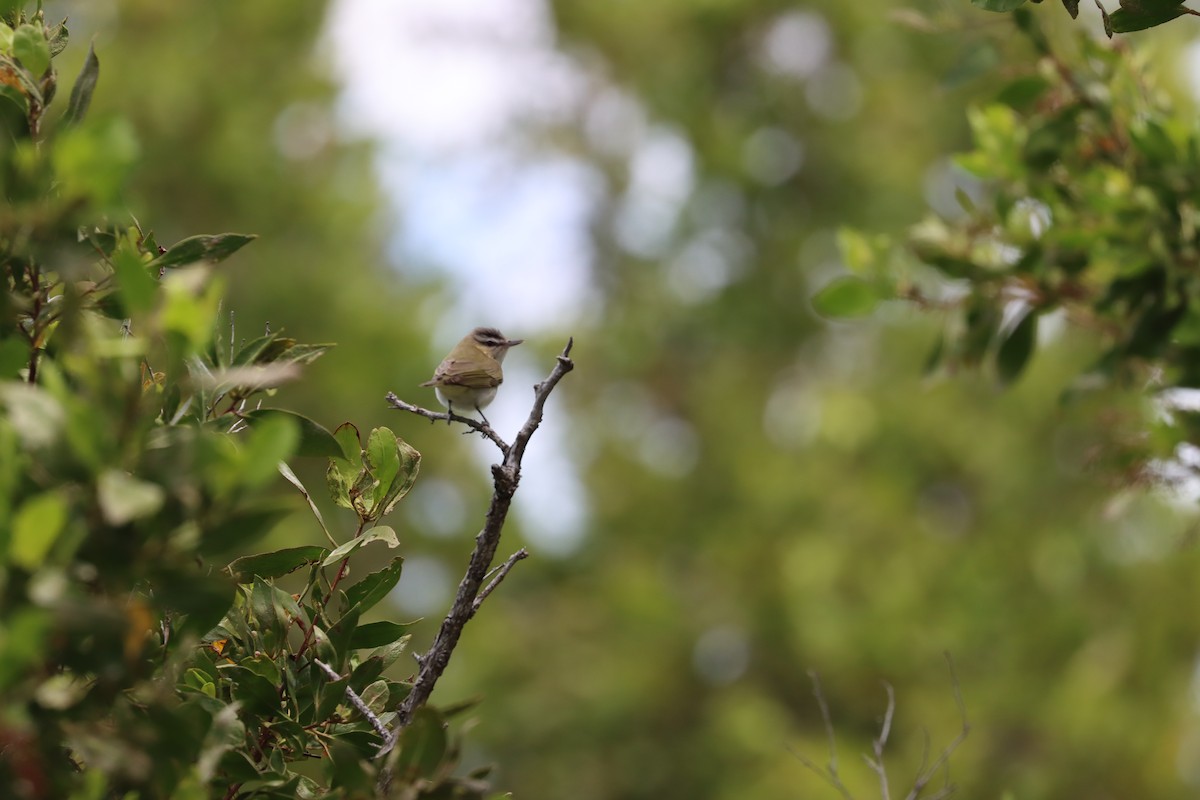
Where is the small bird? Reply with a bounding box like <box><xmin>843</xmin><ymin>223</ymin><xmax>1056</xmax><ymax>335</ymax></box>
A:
<box><xmin>421</xmin><ymin>327</ymin><xmax>524</xmax><ymax>424</ymax></box>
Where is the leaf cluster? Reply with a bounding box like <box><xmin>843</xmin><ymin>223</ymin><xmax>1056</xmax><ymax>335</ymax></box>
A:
<box><xmin>0</xmin><ymin>10</ymin><xmax>493</xmax><ymax>799</ymax></box>
<box><xmin>818</xmin><ymin>19</ymin><xmax>1200</xmax><ymax>467</ymax></box>
<box><xmin>972</xmin><ymin>0</ymin><xmax>1200</xmax><ymax>36</ymax></box>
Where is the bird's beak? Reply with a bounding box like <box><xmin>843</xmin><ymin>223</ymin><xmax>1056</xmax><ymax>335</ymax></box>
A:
<box><xmin>506</xmin><ymin>338</ymin><xmax>525</xmax><ymax>347</ymax></box>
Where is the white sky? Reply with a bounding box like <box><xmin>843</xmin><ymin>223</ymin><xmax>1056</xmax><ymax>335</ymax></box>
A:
<box><xmin>324</xmin><ymin>0</ymin><xmax>596</xmax><ymax>559</ymax></box>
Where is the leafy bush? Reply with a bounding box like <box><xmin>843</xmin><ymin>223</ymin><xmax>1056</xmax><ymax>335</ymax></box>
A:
<box><xmin>819</xmin><ymin>11</ymin><xmax>1200</xmax><ymax>480</ymax></box>
<box><xmin>0</xmin><ymin>9</ymin><xmax>492</xmax><ymax>798</ymax></box>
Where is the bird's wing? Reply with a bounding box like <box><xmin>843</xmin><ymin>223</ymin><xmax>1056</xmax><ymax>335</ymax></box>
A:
<box><xmin>423</xmin><ymin>359</ymin><xmax>502</xmax><ymax>388</ymax></box>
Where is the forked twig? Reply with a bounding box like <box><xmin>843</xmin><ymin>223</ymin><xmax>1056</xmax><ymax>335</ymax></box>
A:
<box><xmin>791</xmin><ymin>654</ymin><xmax>969</xmax><ymax>800</ymax></box>
<box><xmin>376</xmin><ymin>338</ymin><xmax>574</xmax><ymax>788</ymax></box>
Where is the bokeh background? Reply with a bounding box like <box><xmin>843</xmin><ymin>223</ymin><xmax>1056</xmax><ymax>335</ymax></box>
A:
<box><xmin>48</xmin><ymin>1</ymin><xmax>1200</xmax><ymax>797</ymax></box>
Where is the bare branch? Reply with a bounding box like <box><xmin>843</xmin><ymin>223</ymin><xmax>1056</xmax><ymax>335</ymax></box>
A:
<box><xmin>377</xmin><ymin>337</ymin><xmax>575</xmax><ymax>772</ymax></box>
<box><xmin>905</xmin><ymin>653</ymin><xmax>970</xmax><ymax>800</ymax></box>
<box><xmin>793</xmin><ymin>657</ymin><xmax>969</xmax><ymax>800</ymax></box>
<box><xmin>312</xmin><ymin>658</ymin><xmax>390</xmax><ymax>740</ymax></box>
<box><xmin>385</xmin><ymin>392</ymin><xmax>509</xmax><ymax>453</ymax></box>
<box><xmin>862</xmin><ymin>682</ymin><xmax>896</xmax><ymax>800</ymax></box>
<box><xmin>474</xmin><ymin>548</ymin><xmax>530</xmax><ymax>612</ymax></box>
<box><xmin>791</xmin><ymin>670</ymin><xmax>856</xmax><ymax>800</ymax></box>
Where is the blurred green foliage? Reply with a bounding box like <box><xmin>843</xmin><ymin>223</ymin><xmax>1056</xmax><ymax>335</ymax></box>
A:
<box><xmin>19</xmin><ymin>1</ymin><xmax>1200</xmax><ymax>800</ymax></box>
<box><xmin>0</xmin><ymin>7</ymin><xmax>497</xmax><ymax>797</ymax></box>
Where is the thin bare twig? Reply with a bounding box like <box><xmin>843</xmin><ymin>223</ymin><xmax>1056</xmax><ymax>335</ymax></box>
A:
<box><xmin>905</xmin><ymin>653</ymin><xmax>969</xmax><ymax>800</ymax></box>
<box><xmin>863</xmin><ymin>682</ymin><xmax>896</xmax><ymax>800</ymax></box>
<box><xmin>377</xmin><ymin>338</ymin><xmax>575</xmax><ymax>777</ymax></box>
<box><xmin>792</xmin><ymin>655</ymin><xmax>969</xmax><ymax>800</ymax></box>
<box><xmin>789</xmin><ymin>670</ymin><xmax>856</xmax><ymax>800</ymax></box>
<box><xmin>385</xmin><ymin>393</ymin><xmax>509</xmax><ymax>453</ymax></box>
<box><xmin>473</xmin><ymin>548</ymin><xmax>529</xmax><ymax>612</ymax></box>
<box><xmin>312</xmin><ymin>658</ymin><xmax>390</xmax><ymax>740</ymax></box>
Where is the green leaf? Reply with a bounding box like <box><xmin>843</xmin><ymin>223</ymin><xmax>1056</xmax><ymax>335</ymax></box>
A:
<box><xmin>198</xmin><ymin>503</ymin><xmax>291</xmax><ymax>556</ymax></box>
<box><xmin>349</xmin><ymin>621</ymin><xmax>411</xmax><ymax>650</ymax></box>
<box><xmin>996</xmin><ymin>310</ymin><xmax>1038</xmax><ymax>385</ymax></box>
<box><xmin>158</xmin><ymin>571</ymin><xmax>237</xmax><ymax>639</ymax></box>
<box><xmin>344</xmin><ymin>557</ymin><xmax>404</xmax><ymax>615</ymax></box>
<box><xmin>45</xmin><ymin>19</ymin><xmax>67</xmax><ymax>57</ymax></box>
<box><xmin>53</xmin><ymin>116</ymin><xmax>140</xmax><ymax>205</ymax></box>
<box><xmin>329</xmin><ymin>739</ymin><xmax>377</xmax><ymax>791</ymax></box>
<box><xmin>332</xmin><ymin>421</ymin><xmax>363</xmax><ymax>462</ymax></box>
<box><xmin>328</xmin><ymin>606</ymin><xmax>361</xmax><ymax>666</ymax></box>
<box><xmin>110</xmin><ymin>237</ymin><xmax>158</xmax><ymax>314</ymax></box>
<box><xmin>238</xmin><ymin>413</ymin><xmax>299</xmax><ymax>488</ymax></box>
<box><xmin>0</xmin><ymin>338</ymin><xmax>29</xmax><ymax>379</ymax></box>
<box><xmin>277</xmin><ymin>461</ymin><xmax>335</xmax><ymax>546</ymax></box>
<box><xmin>228</xmin><ymin>665</ymin><xmax>281</xmax><ymax>715</ymax></box>
<box><xmin>995</xmin><ymin>75</ymin><xmax>1050</xmax><ymax>111</ymax></box>
<box><xmin>1061</xmin><ymin>0</ymin><xmax>1080</xmax><ymax>18</ymax></box>
<box><xmin>151</xmin><ymin>233</ymin><xmax>258</xmax><ymax>270</ymax></box>
<box><xmin>811</xmin><ymin>276</ymin><xmax>885</xmax><ymax>318</ymax></box>
<box><xmin>315</xmin><ymin>674</ymin><xmax>351</xmax><ymax>722</ymax></box>
<box><xmin>836</xmin><ymin>228</ymin><xmax>876</xmax><ymax>276</ymax></box>
<box><xmin>63</xmin><ymin>42</ymin><xmax>97</xmax><ymax>126</ymax></box>
<box><xmin>970</xmin><ymin>0</ymin><xmax>1027</xmax><ymax>10</ymax></box>
<box><xmin>391</xmin><ymin>707</ymin><xmax>448</xmax><ymax>781</ymax></box>
<box><xmin>1</xmin><ymin>382</ymin><xmax>64</xmax><ymax>448</ymax></box>
<box><xmin>249</xmin><ymin>577</ymin><xmax>284</xmax><ymax>641</ymax></box>
<box><xmin>227</xmin><ymin>546</ymin><xmax>328</xmax><ymax>582</ymax></box>
<box><xmin>1107</xmin><ymin>4</ymin><xmax>1186</xmax><ymax>32</ymax></box>
<box><xmin>96</xmin><ymin>469</ymin><xmax>165</xmax><ymax>526</ymax></box>
<box><xmin>11</xmin><ymin>490</ymin><xmax>67</xmax><ymax>569</ymax></box>
<box><xmin>12</xmin><ymin>23</ymin><xmax>49</xmax><ymax>76</ymax></box>
<box><xmin>0</xmin><ymin>608</ymin><xmax>51</xmax><ymax>691</ymax></box>
<box><xmin>380</xmin><ymin>438</ymin><xmax>420</xmax><ymax>517</ymax></box>
<box><xmin>322</xmin><ymin>525</ymin><xmax>400</xmax><ymax>568</ymax></box>
<box><xmin>361</xmin><ymin>428</ymin><xmax>422</xmax><ymax>519</ymax></box>
<box><xmin>244</xmin><ymin>409</ymin><xmax>339</xmax><ymax>458</ymax></box>
<box><xmin>0</xmin><ymin>24</ymin><xmax>13</xmax><ymax>52</ymax></box>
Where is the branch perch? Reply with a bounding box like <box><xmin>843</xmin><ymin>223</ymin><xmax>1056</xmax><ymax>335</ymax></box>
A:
<box><xmin>378</xmin><ymin>337</ymin><xmax>574</xmax><ymax>764</ymax></box>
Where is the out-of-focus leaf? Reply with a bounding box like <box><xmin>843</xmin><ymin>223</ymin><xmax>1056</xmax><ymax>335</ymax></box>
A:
<box><xmin>110</xmin><ymin>239</ymin><xmax>157</xmax><ymax>314</ymax></box>
<box><xmin>63</xmin><ymin>42</ymin><xmax>97</xmax><ymax>126</ymax></box>
<box><xmin>811</xmin><ymin>276</ymin><xmax>885</xmax><ymax>318</ymax></box>
<box><xmin>151</xmin><ymin>233</ymin><xmax>257</xmax><ymax>270</ymax></box>
<box><xmin>995</xmin><ymin>75</ymin><xmax>1049</xmax><ymax>110</ymax></box>
<box><xmin>0</xmin><ymin>338</ymin><xmax>27</xmax><ymax>378</ymax></box>
<box><xmin>237</xmin><ymin>413</ymin><xmax>299</xmax><ymax>488</ymax></box>
<box><xmin>245</xmin><ymin>410</ymin><xmax>339</xmax><ymax>458</ymax></box>
<box><xmin>0</xmin><ymin>609</ymin><xmax>50</xmax><ymax>691</ymax></box>
<box><xmin>1</xmin><ymin>382</ymin><xmax>63</xmax><ymax>448</ymax></box>
<box><xmin>996</xmin><ymin>310</ymin><xmax>1038</xmax><ymax>385</ymax></box>
<box><xmin>158</xmin><ymin>571</ymin><xmax>237</xmax><ymax>639</ymax></box>
<box><xmin>970</xmin><ymin>0</ymin><xmax>1026</xmax><ymax>10</ymax></box>
<box><xmin>96</xmin><ymin>469</ymin><xmax>165</xmax><ymax>526</ymax></box>
<box><xmin>11</xmin><ymin>490</ymin><xmax>67</xmax><ymax>569</ymax></box>
<box><xmin>328</xmin><ymin>739</ymin><xmax>376</xmax><ymax>792</ymax></box>
<box><xmin>198</xmin><ymin>502</ymin><xmax>291</xmax><ymax>556</ymax></box>
<box><xmin>227</xmin><ymin>546</ymin><xmax>328</xmax><ymax>582</ymax></box>
<box><xmin>391</xmin><ymin>707</ymin><xmax>448</xmax><ymax>781</ymax></box>
<box><xmin>52</xmin><ymin>116</ymin><xmax>139</xmax><ymax>205</ymax></box>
